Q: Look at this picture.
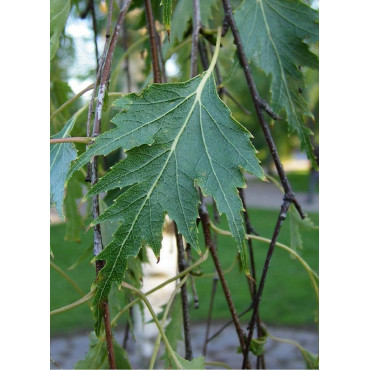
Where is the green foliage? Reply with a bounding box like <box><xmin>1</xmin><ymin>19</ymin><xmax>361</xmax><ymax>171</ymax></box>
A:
<box><xmin>161</xmin><ymin>0</ymin><xmax>173</xmax><ymax>39</ymax></box>
<box><xmin>74</xmin><ymin>332</ymin><xmax>131</xmax><ymax>369</ymax></box>
<box><xmin>250</xmin><ymin>327</ymin><xmax>267</xmax><ymax>356</ymax></box>
<box><xmin>234</xmin><ymin>0</ymin><xmax>319</xmax><ymax>163</ymax></box>
<box><xmin>50</xmin><ymin>0</ymin><xmax>71</xmax><ymax>60</ymax></box>
<box><xmin>50</xmin><ymin>115</ymin><xmax>77</xmax><ymax>218</ymax></box>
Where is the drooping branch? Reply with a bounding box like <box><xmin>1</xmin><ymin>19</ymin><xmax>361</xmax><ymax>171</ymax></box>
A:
<box><xmin>144</xmin><ymin>0</ymin><xmax>162</xmax><ymax>83</ymax></box>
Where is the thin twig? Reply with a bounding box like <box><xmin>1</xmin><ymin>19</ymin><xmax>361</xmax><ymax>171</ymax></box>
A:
<box><xmin>223</xmin><ymin>88</ymin><xmax>251</xmax><ymax>116</ymax></box>
<box><xmin>50</xmin><ymin>137</ymin><xmax>92</xmax><ymax>144</ymax></box>
<box><xmin>149</xmin><ymin>276</ymin><xmax>188</xmax><ymax>369</ymax></box>
<box><xmin>206</xmin><ymin>301</ymin><xmax>254</xmax><ymax>344</ymax></box>
<box><xmin>50</xmin><ymin>290</ymin><xmax>95</xmax><ymax>316</ymax></box>
<box><xmin>155</xmin><ymin>29</ymin><xmax>167</xmax><ymax>83</ymax></box>
<box><xmin>50</xmin><ymin>357</ymin><xmax>62</xmax><ymax>369</ymax></box>
<box><xmin>50</xmin><ymin>261</ymin><xmax>86</xmax><ymax>299</ymax></box>
<box><xmin>122</xmin><ymin>19</ymin><xmax>132</xmax><ymax>93</ymax></box>
<box><xmin>239</xmin><ymin>188</ymin><xmax>265</xmax><ymax>369</ymax></box>
<box><xmin>121</xmin><ymin>282</ymin><xmax>183</xmax><ymax>369</ymax></box>
<box><xmin>144</xmin><ymin>0</ymin><xmax>161</xmax><ymax>83</ymax></box>
<box><xmin>243</xmin><ymin>200</ymin><xmax>291</xmax><ymax>367</ymax></box>
<box><xmin>174</xmin><ymin>223</ymin><xmax>193</xmax><ymax>360</ymax></box>
<box><xmin>50</xmin><ymin>83</ymin><xmax>94</xmax><ymax>120</ymax></box>
<box><xmin>198</xmin><ymin>194</ymin><xmax>249</xmax><ymax>368</ymax></box>
<box><xmin>202</xmin><ymin>273</ymin><xmax>218</xmax><ymax>356</ymax></box>
<box><xmin>190</xmin><ymin>0</ymin><xmax>201</xmax><ymax>77</ymax></box>
<box><xmin>111</xmin><ymin>249</ymin><xmax>210</xmax><ymax>327</ymax></box>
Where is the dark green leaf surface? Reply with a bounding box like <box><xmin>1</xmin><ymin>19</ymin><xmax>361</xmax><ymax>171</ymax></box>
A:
<box><xmin>69</xmin><ymin>44</ymin><xmax>264</xmax><ymax>318</ymax></box>
<box><xmin>235</xmin><ymin>0</ymin><xmax>319</xmax><ymax>161</ymax></box>
<box><xmin>50</xmin><ymin>0</ymin><xmax>71</xmax><ymax>60</ymax></box>
<box><xmin>50</xmin><ymin>115</ymin><xmax>77</xmax><ymax>219</ymax></box>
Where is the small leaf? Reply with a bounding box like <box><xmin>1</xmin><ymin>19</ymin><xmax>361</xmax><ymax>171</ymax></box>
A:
<box><xmin>299</xmin><ymin>347</ymin><xmax>318</xmax><ymax>369</ymax></box>
<box><xmin>250</xmin><ymin>326</ymin><xmax>267</xmax><ymax>356</ymax></box>
<box><xmin>161</xmin><ymin>0</ymin><xmax>173</xmax><ymax>40</ymax></box>
<box><xmin>289</xmin><ymin>206</ymin><xmax>317</xmax><ymax>252</ymax></box>
<box><xmin>64</xmin><ymin>171</ymin><xmax>84</xmax><ymax>241</ymax></box>
<box><xmin>50</xmin><ymin>0</ymin><xmax>71</xmax><ymax>60</ymax></box>
<box><xmin>50</xmin><ymin>115</ymin><xmax>78</xmax><ymax>219</ymax></box>
<box><xmin>170</xmin><ymin>353</ymin><xmax>205</xmax><ymax>369</ymax></box>
<box><xmin>235</xmin><ymin>0</ymin><xmax>319</xmax><ymax>163</ymax></box>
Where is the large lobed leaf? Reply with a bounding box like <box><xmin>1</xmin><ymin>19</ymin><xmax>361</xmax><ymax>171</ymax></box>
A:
<box><xmin>69</xmin><ymin>44</ymin><xmax>264</xmax><ymax>326</ymax></box>
<box><xmin>234</xmin><ymin>0</ymin><xmax>319</xmax><ymax>162</ymax></box>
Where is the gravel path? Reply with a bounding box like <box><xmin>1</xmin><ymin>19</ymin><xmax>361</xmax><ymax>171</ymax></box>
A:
<box><xmin>51</xmin><ymin>324</ymin><xmax>318</xmax><ymax>369</ymax></box>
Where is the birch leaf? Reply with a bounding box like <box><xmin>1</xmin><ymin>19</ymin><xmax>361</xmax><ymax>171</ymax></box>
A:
<box><xmin>69</xmin><ymin>36</ymin><xmax>264</xmax><ymax>330</ymax></box>
<box><xmin>235</xmin><ymin>0</ymin><xmax>319</xmax><ymax>162</ymax></box>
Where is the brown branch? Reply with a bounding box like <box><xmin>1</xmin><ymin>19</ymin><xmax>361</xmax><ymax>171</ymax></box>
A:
<box><xmin>202</xmin><ymin>273</ymin><xmax>218</xmax><ymax>356</ymax></box>
<box><xmin>221</xmin><ymin>0</ymin><xmax>304</xmax><ymax>219</ymax></box>
<box><xmin>50</xmin><ymin>137</ymin><xmax>92</xmax><ymax>144</ymax></box>
<box><xmin>243</xmin><ymin>200</ymin><xmax>291</xmax><ymax>367</ymax></box>
<box><xmin>174</xmin><ymin>223</ymin><xmax>193</xmax><ymax>361</ymax></box>
<box><xmin>198</xmin><ymin>195</ymin><xmax>249</xmax><ymax>369</ymax></box>
<box><xmin>190</xmin><ymin>0</ymin><xmax>201</xmax><ymax>77</ymax></box>
<box><xmin>144</xmin><ymin>0</ymin><xmax>161</xmax><ymax>83</ymax></box>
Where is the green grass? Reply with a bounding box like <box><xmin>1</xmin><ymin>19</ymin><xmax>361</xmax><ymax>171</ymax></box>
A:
<box><xmin>281</xmin><ymin>170</ymin><xmax>319</xmax><ymax>194</ymax></box>
<box><xmin>51</xmin><ymin>208</ymin><xmax>318</xmax><ymax>335</ymax></box>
